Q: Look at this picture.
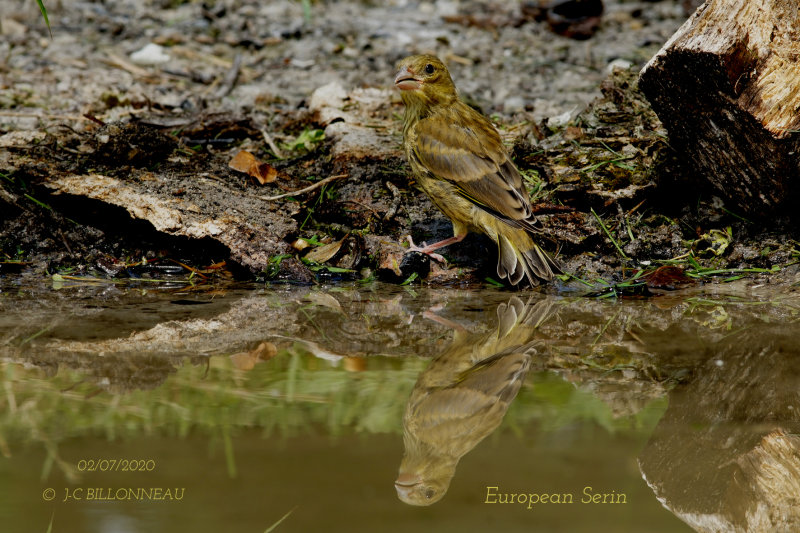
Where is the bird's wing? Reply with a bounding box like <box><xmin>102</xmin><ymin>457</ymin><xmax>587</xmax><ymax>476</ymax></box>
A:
<box><xmin>412</xmin><ymin>107</ymin><xmax>538</xmax><ymax>231</ymax></box>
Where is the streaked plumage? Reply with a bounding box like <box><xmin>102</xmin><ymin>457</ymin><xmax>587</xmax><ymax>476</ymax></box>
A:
<box><xmin>395</xmin><ymin>54</ymin><xmax>561</xmax><ymax>286</ymax></box>
<box><xmin>395</xmin><ymin>297</ymin><xmax>556</xmax><ymax>506</ymax></box>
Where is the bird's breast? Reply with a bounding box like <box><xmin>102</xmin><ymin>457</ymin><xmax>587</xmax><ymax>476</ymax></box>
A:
<box><xmin>412</xmin><ymin>170</ymin><xmax>484</xmax><ymax>234</ymax></box>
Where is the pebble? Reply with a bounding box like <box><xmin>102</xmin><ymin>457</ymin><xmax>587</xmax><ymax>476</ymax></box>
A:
<box><xmin>130</xmin><ymin>43</ymin><xmax>170</xmax><ymax>65</ymax></box>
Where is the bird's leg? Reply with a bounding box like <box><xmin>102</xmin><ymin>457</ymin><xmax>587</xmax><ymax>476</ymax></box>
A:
<box><xmin>405</xmin><ymin>233</ymin><xmax>467</xmax><ymax>263</ymax></box>
<box><xmin>405</xmin><ymin>236</ymin><xmax>446</xmax><ymax>263</ymax></box>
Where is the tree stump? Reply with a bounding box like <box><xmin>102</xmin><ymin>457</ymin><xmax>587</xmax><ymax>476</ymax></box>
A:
<box><xmin>639</xmin><ymin>0</ymin><xmax>800</xmax><ymax>217</ymax></box>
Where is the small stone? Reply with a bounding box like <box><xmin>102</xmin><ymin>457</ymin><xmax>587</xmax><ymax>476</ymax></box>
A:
<box><xmin>1</xmin><ymin>18</ymin><xmax>27</xmax><ymax>37</ymax></box>
<box><xmin>130</xmin><ymin>43</ymin><xmax>170</xmax><ymax>65</ymax></box>
<box><xmin>606</xmin><ymin>58</ymin><xmax>633</xmax><ymax>74</ymax></box>
<box><xmin>399</xmin><ymin>251</ymin><xmax>431</xmax><ymax>280</ymax></box>
<box><xmin>503</xmin><ymin>96</ymin><xmax>526</xmax><ymax>114</ymax></box>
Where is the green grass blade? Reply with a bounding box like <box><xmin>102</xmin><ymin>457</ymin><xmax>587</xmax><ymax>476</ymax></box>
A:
<box><xmin>264</xmin><ymin>506</ymin><xmax>297</xmax><ymax>533</ymax></box>
<box><xmin>591</xmin><ymin>208</ymin><xmax>629</xmax><ymax>260</ymax></box>
<box><xmin>35</xmin><ymin>0</ymin><xmax>52</xmax><ymax>38</ymax></box>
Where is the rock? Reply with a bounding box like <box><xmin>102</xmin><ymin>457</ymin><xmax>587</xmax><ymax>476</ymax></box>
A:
<box><xmin>0</xmin><ymin>18</ymin><xmax>27</xmax><ymax>37</ymax></box>
<box><xmin>308</xmin><ymin>82</ymin><xmax>401</xmax><ymax>161</ymax></box>
<box><xmin>129</xmin><ymin>43</ymin><xmax>171</xmax><ymax>65</ymax></box>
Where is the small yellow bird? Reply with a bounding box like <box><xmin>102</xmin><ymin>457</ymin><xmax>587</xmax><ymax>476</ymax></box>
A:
<box><xmin>395</xmin><ymin>54</ymin><xmax>561</xmax><ymax>286</ymax></box>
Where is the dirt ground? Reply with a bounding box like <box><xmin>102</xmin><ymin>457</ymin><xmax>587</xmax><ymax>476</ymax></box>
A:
<box><xmin>2</xmin><ymin>0</ymin><xmax>799</xmax><ymax>291</ymax></box>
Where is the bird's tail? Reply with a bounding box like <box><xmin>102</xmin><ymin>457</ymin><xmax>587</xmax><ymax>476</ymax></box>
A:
<box><xmin>496</xmin><ymin>229</ymin><xmax>562</xmax><ymax>286</ymax></box>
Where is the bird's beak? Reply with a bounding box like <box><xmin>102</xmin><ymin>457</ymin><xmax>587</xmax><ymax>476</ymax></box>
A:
<box><xmin>395</xmin><ymin>67</ymin><xmax>421</xmax><ymax>91</ymax></box>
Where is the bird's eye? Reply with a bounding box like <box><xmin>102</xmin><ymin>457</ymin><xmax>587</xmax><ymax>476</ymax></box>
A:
<box><xmin>425</xmin><ymin>488</ymin><xmax>435</xmax><ymax>499</ymax></box>
<box><xmin>424</xmin><ymin>63</ymin><xmax>435</xmax><ymax>74</ymax></box>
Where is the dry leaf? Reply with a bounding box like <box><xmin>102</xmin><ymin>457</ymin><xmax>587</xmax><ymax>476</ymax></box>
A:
<box><xmin>303</xmin><ymin>291</ymin><xmax>343</xmax><ymax>312</ymax></box>
<box><xmin>292</xmin><ymin>238</ymin><xmax>312</xmax><ymax>252</ymax></box>
<box><xmin>304</xmin><ymin>235</ymin><xmax>347</xmax><ymax>264</ymax></box>
<box><xmin>253</xmin><ymin>341</ymin><xmax>278</xmax><ymax>361</ymax></box>
<box><xmin>228</xmin><ymin>150</ymin><xmax>278</xmax><ymax>184</ymax></box>
<box><xmin>229</xmin><ymin>150</ymin><xmax>257</xmax><ymax>172</ymax></box>
<box><xmin>230</xmin><ymin>341</ymin><xmax>277</xmax><ymax>369</ymax></box>
<box><xmin>254</xmin><ymin>163</ymin><xmax>278</xmax><ymax>184</ymax></box>
<box><xmin>344</xmin><ymin>356</ymin><xmax>366</xmax><ymax>372</ymax></box>
<box><xmin>230</xmin><ymin>352</ymin><xmax>257</xmax><ymax>370</ymax></box>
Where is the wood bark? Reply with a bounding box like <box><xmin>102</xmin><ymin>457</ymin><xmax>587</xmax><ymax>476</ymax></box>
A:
<box><xmin>639</xmin><ymin>325</ymin><xmax>800</xmax><ymax>533</ymax></box>
<box><xmin>639</xmin><ymin>0</ymin><xmax>800</xmax><ymax>217</ymax></box>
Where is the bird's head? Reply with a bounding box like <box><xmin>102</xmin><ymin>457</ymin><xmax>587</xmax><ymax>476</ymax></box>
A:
<box><xmin>394</xmin><ymin>54</ymin><xmax>458</xmax><ymax>110</ymax></box>
<box><xmin>395</xmin><ymin>444</ymin><xmax>458</xmax><ymax>506</ymax></box>
<box><xmin>394</xmin><ymin>470</ymin><xmax>452</xmax><ymax>506</ymax></box>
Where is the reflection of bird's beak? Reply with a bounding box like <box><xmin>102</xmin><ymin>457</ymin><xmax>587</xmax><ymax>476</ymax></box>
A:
<box><xmin>395</xmin><ymin>67</ymin><xmax>421</xmax><ymax>91</ymax></box>
<box><xmin>394</xmin><ymin>472</ymin><xmax>420</xmax><ymax>499</ymax></box>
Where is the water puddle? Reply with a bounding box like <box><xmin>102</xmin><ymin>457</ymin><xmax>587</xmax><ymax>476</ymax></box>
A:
<box><xmin>1</xmin><ymin>280</ymin><xmax>798</xmax><ymax>532</ymax></box>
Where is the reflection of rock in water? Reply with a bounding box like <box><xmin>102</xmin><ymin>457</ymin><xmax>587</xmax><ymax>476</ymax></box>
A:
<box><xmin>639</xmin><ymin>329</ymin><xmax>800</xmax><ymax>532</ymax></box>
<box><xmin>395</xmin><ymin>297</ymin><xmax>554</xmax><ymax>506</ymax></box>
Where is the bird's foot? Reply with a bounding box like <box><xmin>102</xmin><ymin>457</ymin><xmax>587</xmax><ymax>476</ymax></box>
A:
<box><xmin>404</xmin><ymin>236</ymin><xmax>446</xmax><ymax>263</ymax></box>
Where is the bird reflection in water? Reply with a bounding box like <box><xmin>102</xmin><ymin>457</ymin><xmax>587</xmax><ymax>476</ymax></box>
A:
<box><xmin>395</xmin><ymin>297</ymin><xmax>555</xmax><ymax>506</ymax></box>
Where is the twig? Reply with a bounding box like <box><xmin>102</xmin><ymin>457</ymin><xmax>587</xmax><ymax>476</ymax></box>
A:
<box><xmin>215</xmin><ymin>52</ymin><xmax>242</xmax><ymax>99</ymax></box>
<box><xmin>0</xmin><ymin>108</ymin><xmax>151</xmax><ymax>123</ymax></box>
<box><xmin>625</xmin><ymin>199</ymin><xmax>646</xmax><ymax>217</ymax></box>
<box><xmin>264</xmin><ymin>506</ymin><xmax>298</xmax><ymax>533</ymax></box>
<box><xmin>167</xmin><ymin>258</ymin><xmax>209</xmax><ymax>279</ymax></box>
<box><xmin>83</xmin><ymin>113</ymin><xmax>106</xmax><ymax>126</ymax></box>
<box><xmin>0</xmin><ymin>111</ymin><xmax>91</xmax><ymax>121</ymax></box>
<box><xmin>383</xmin><ymin>181</ymin><xmax>401</xmax><ymax>220</ymax></box>
<box><xmin>57</xmin><ymin>229</ymin><xmax>73</xmax><ymax>254</ymax></box>
<box><xmin>170</xmin><ymin>46</ymin><xmax>233</xmax><ymax>69</ymax></box>
<box><xmin>259</xmin><ymin>174</ymin><xmax>347</xmax><ymax>201</ymax></box>
<box><xmin>103</xmin><ymin>54</ymin><xmax>158</xmax><ymax>79</ymax></box>
<box><xmin>261</xmin><ymin>128</ymin><xmax>285</xmax><ymax>159</ymax></box>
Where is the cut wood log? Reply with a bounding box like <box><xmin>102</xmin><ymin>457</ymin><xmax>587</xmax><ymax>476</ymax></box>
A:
<box><xmin>639</xmin><ymin>0</ymin><xmax>800</xmax><ymax>217</ymax></box>
<box><xmin>638</xmin><ymin>325</ymin><xmax>800</xmax><ymax>533</ymax></box>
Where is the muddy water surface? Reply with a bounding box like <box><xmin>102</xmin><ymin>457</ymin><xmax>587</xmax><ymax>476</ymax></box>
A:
<box><xmin>1</xmin><ymin>280</ymin><xmax>798</xmax><ymax>532</ymax></box>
